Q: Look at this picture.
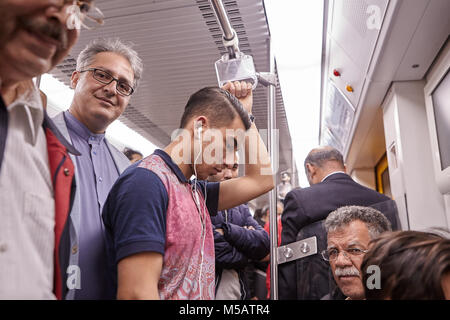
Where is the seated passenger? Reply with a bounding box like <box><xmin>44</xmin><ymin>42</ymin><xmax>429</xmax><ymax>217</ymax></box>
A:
<box><xmin>208</xmin><ymin>152</ymin><xmax>270</xmax><ymax>300</ymax></box>
<box><xmin>361</xmin><ymin>230</ymin><xmax>450</xmax><ymax>300</ymax></box>
<box><xmin>102</xmin><ymin>81</ymin><xmax>274</xmax><ymax>299</ymax></box>
<box><xmin>279</xmin><ymin>146</ymin><xmax>400</xmax><ymax>300</ymax></box>
<box><xmin>322</xmin><ymin>205</ymin><xmax>392</xmax><ymax>300</ymax></box>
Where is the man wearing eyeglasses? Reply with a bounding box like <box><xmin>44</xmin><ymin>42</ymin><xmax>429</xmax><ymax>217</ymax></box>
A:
<box><xmin>278</xmin><ymin>146</ymin><xmax>400</xmax><ymax>300</ymax></box>
<box><xmin>0</xmin><ymin>0</ymin><xmax>100</xmax><ymax>299</ymax></box>
<box><xmin>322</xmin><ymin>206</ymin><xmax>391</xmax><ymax>300</ymax></box>
<box><xmin>51</xmin><ymin>37</ymin><xmax>142</xmax><ymax>299</ymax></box>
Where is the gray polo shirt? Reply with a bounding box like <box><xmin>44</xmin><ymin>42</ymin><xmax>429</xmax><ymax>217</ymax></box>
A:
<box><xmin>64</xmin><ymin>111</ymin><xmax>119</xmax><ymax>299</ymax></box>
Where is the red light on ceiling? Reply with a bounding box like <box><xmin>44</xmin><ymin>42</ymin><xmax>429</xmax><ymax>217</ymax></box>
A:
<box><xmin>333</xmin><ymin>69</ymin><xmax>341</xmax><ymax>77</ymax></box>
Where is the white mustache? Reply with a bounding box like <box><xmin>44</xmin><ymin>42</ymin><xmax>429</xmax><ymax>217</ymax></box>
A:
<box><xmin>335</xmin><ymin>267</ymin><xmax>360</xmax><ymax>277</ymax></box>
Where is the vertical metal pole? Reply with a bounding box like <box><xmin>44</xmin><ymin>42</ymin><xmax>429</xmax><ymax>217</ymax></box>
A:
<box><xmin>209</xmin><ymin>0</ymin><xmax>239</xmax><ymax>58</ymax></box>
<box><xmin>291</xmin><ymin>148</ymin><xmax>297</xmax><ymax>188</ymax></box>
<box><xmin>209</xmin><ymin>0</ymin><xmax>235</xmax><ymax>40</ymax></box>
<box><xmin>267</xmin><ymin>38</ymin><xmax>278</xmax><ymax>300</ymax></box>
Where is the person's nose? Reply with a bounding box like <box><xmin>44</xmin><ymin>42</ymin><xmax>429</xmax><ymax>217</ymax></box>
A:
<box><xmin>103</xmin><ymin>80</ymin><xmax>118</xmax><ymax>96</ymax></box>
<box><xmin>334</xmin><ymin>250</ymin><xmax>352</xmax><ymax>268</ymax></box>
<box><xmin>223</xmin><ymin>169</ymin><xmax>233</xmax><ymax>180</ymax></box>
<box><xmin>45</xmin><ymin>1</ymin><xmax>72</xmax><ymax>26</ymax></box>
<box><xmin>224</xmin><ymin>153</ymin><xmax>237</xmax><ymax>170</ymax></box>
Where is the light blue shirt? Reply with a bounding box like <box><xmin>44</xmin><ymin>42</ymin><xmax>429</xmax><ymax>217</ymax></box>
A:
<box><xmin>64</xmin><ymin>111</ymin><xmax>119</xmax><ymax>299</ymax></box>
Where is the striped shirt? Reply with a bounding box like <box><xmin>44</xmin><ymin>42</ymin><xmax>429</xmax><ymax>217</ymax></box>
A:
<box><xmin>0</xmin><ymin>84</ymin><xmax>55</xmax><ymax>299</ymax></box>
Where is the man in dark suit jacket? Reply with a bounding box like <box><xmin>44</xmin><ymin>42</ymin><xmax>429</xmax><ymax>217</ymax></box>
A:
<box><xmin>278</xmin><ymin>146</ymin><xmax>399</xmax><ymax>300</ymax></box>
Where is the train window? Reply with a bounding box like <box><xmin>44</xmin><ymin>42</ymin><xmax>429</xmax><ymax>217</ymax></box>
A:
<box><xmin>321</xmin><ymin>81</ymin><xmax>355</xmax><ymax>154</ymax></box>
<box><xmin>431</xmin><ymin>69</ymin><xmax>450</xmax><ymax>171</ymax></box>
<box><xmin>424</xmin><ymin>43</ymin><xmax>450</xmax><ymax>195</ymax></box>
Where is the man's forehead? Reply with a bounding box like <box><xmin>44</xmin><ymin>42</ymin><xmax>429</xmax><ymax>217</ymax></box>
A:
<box><xmin>327</xmin><ymin>238</ymin><xmax>364</xmax><ymax>249</ymax></box>
<box><xmin>328</xmin><ymin>221</ymin><xmax>370</xmax><ymax>246</ymax></box>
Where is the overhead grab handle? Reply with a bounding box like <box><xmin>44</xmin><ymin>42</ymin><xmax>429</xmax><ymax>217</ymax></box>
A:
<box><xmin>215</xmin><ymin>53</ymin><xmax>258</xmax><ymax>90</ymax></box>
<box><xmin>210</xmin><ymin>0</ymin><xmax>276</xmax><ymax>89</ymax></box>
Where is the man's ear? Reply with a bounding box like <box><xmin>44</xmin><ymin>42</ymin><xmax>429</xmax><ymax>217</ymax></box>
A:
<box><xmin>70</xmin><ymin>71</ymin><xmax>80</xmax><ymax>89</ymax></box>
<box><xmin>306</xmin><ymin>163</ymin><xmax>316</xmax><ymax>177</ymax></box>
<box><xmin>193</xmin><ymin>116</ymin><xmax>207</xmax><ymax>139</ymax></box>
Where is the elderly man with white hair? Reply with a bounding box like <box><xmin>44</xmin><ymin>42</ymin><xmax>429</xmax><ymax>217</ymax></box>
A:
<box><xmin>321</xmin><ymin>205</ymin><xmax>392</xmax><ymax>300</ymax></box>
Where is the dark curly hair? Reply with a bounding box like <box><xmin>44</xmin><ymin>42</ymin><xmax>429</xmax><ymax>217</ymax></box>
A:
<box><xmin>361</xmin><ymin>230</ymin><xmax>450</xmax><ymax>300</ymax></box>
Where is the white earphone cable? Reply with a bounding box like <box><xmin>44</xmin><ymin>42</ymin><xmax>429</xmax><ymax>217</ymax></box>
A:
<box><xmin>193</xmin><ymin>122</ymin><xmax>208</xmax><ymax>298</ymax></box>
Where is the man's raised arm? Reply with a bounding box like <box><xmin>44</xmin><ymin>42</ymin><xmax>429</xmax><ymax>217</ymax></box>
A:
<box><xmin>218</xmin><ymin>81</ymin><xmax>274</xmax><ymax>211</ymax></box>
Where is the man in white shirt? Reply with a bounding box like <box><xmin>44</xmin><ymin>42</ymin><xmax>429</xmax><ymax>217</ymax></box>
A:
<box><xmin>0</xmin><ymin>0</ymin><xmax>98</xmax><ymax>299</ymax></box>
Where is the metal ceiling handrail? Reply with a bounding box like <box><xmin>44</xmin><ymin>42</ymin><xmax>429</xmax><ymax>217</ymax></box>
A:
<box><xmin>209</xmin><ymin>0</ymin><xmax>240</xmax><ymax>58</ymax></box>
<box><xmin>209</xmin><ymin>0</ymin><xmax>279</xmax><ymax>300</ymax></box>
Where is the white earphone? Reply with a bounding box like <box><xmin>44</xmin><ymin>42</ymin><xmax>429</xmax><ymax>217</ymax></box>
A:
<box><xmin>197</xmin><ymin>124</ymin><xmax>202</xmax><ymax>140</ymax></box>
<box><xmin>194</xmin><ymin>122</ymin><xmax>203</xmax><ymax>176</ymax></box>
<box><xmin>192</xmin><ymin>121</ymin><xmax>206</xmax><ymax>298</ymax></box>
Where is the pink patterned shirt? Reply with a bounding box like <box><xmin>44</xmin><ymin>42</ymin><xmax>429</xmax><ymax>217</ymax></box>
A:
<box><xmin>103</xmin><ymin>149</ymin><xmax>219</xmax><ymax>299</ymax></box>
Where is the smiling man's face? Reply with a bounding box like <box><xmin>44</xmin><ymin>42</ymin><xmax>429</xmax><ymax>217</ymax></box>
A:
<box><xmin>327</xmin><ymin>220</ymin><xmax>371</xmax><ymax>300</ymax></box>
<box><xmin>69</xmin><ymin>51</ymin><xmax>134</xmax><ymax>133</ymax></box>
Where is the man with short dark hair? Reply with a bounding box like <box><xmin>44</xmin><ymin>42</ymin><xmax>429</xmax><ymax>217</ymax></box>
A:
<box><xmin>278</xmin><ymin>146</ymin><xmax>399</xmax><ymax>299</ymax></box>
<box><xmin>102</xmin><ymin>81</ymin><xmax>274</xmax><ymax>299</ymax></box>
<box><xmin>322</xmin><ymin>206</ymin><xmax>391</xmax><ymax>300</ymax></box>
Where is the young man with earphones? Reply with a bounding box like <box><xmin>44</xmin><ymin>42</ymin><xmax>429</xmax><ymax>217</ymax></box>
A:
<box><xmin>102</xmin><ymin>81</ymin><xmax>274</xmax><ymax>300</ymax></box>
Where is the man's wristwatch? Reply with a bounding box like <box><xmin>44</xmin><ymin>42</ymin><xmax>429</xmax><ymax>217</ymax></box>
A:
<box><xmin>249</xmin><ymin>114</ymin><xmax>255</xmax><ymax>123</ymax></box>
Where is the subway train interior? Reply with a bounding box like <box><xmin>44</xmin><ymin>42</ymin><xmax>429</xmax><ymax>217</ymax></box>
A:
<box><xmin>43</xmin><ymin>0</ymin><xmax>450</xmax><ymax>230</ymax></box>
<box><xmin>3</xmin><ymin>0</ymin><xmax>450</xmax><ymax>302</ymax></box>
